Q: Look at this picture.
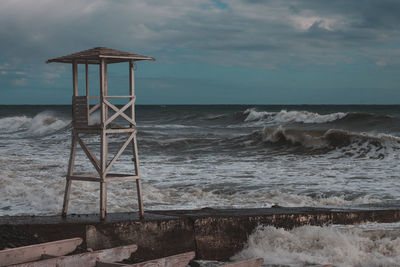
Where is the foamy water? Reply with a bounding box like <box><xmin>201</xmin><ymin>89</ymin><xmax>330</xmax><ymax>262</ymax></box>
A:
<box><xmin>1</xmin><ymin>105</ymin><xmax>400</xmax><ymax>216</ymax></box>
<box><xmin>232</xmin><ymin>222</ymin><xmax>400</xmax><ymax>267</ymax></box>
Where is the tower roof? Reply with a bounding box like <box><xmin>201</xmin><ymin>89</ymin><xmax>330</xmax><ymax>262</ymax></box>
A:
<box><xmin>46</xmin><ymin>47</ymin><xmax>155</xmax><ymax>64</ymax></box>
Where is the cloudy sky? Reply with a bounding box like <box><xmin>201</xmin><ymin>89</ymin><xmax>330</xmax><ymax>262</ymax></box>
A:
<box><xmin>1</xmin><ymin>0</ymin><xmax>400</xmax><ymax>104</ymax></box>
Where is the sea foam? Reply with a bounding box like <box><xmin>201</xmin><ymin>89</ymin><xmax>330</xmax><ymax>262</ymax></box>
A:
<box><xmin>243</xmin><ymin>108</ymin><xmax>347</xmax><ymax>124</ymax></box>
<box><xmin>0</xmin><ymin>111</ymin><xmax>70</xmax><ymax>136</ymax></box>
<box><xmin>233</xmin><ymin>223</ymin><xmax>400</xmax><ymax>266</ymax></box>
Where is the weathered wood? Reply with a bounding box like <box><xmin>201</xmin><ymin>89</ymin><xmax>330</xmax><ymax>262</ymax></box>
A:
<box><xmin>120</xmin><ymin>251</ymin><xmax>195</xmax><ymax>267</ymax></box>
<box><xmin>106</xmin><ymin>128</ymin><xmax>136</xmax><ymax>134</ymax></box>
<box><xmin>104</xmin><ymin>99</ymin><xmax>135</xmax><ymax>125</ymax></box>
<box><xmin>104</xmin><ymin>63</ymin><xmax>108</xmax><ymax>98</ymax></box>
<box><xmin>62</xmin><ymin>133</ymin><xmax>77</xmax><ymax>216</ymax></box>
<box><xmin>89</xmin><ymin>102</ymin><xmax>101</xmax><ymax>115</ymax></box>
<box><xmin>132</xmin><ymin>135</ymin><xmax>144</xmax><ymax>219</ymax></box>
<box><xmin>100</xmin><ymin>182</ymin><xmax>107</xmax><ymax>220</ymax></box>
<box><xmin>86</xmin><ymin>61</ymin><xmax>89</xmax><ymax>96</ymax></box>
<box><xmin>76</xmin><ymin>134</ymin><xmax>101</xmax><ymax>175</ymax></box>
<box><xmin>104</xmin><ymin>99</ymin><xmax>134</xmax><ymax>126</ymax></box>
<box><xmin>73</xmin><ymin>60</ymin><xmax>78</xmax><ymax>96</ymax></box>
<box><xmin>73</xmin><ymin>96</ymin><xmax>89</xmax><ymax>127</ymax></box>
<box><xmin>0</xmin><ymin>238</ymin><xmax>83</xmax><ymax>266</ymax></box>
<box><xmin>96</xmin><ymin>262</ymin><xmax>125</xmax><ymax>267</ymax></box>
<box><xmin>70</xmin><ymin>175</ymin><xmax>101</xmax><ymax>182</ymax></box>
<box><xmin>106</xmin><ymin>132</ymin><xmax>135</xmax><ymax>173</ymax></box>
<box><xmin>129</xmin><ymin>60</ymin><xmax>135</xmax><ymax>126</ymax></box>
<box><xmin>100</xmin><ymin>58</ymin><xmax>106</xmax><ymax>126</ymax></box>
<box><xmin>106</xmin><ymin>175</ymin><xmax>139</xmax><ymax>182</ymax></box>
<box><xmin>50</xmin><ymin>48</ymin><xmax>153</xmax><ymax>220</ymax></box>
<box><xmin>46</xmin><ymin>47</ymin><xmax>155</xmax><ymax>64</ymax></box>
<box><xmin>104</xmin><ymin>95</ymin><xmax>135</xmax><ymax>98</ymax></box>
<box><xmin>11</xmin><ymin>244</ymin><xmax>138</xmax><ymax>267</ymax></box>
<box><xmin>222</xmin><ymin>258</ymin><xmax>264</xmax><ymax>267</ymax></box>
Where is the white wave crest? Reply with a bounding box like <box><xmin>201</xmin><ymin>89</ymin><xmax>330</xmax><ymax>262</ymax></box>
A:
<box><xmin>0</xmin><ymin>111</ymin><xmax>70</xmax><ymax>136</ymax></box>
<box><xmin>244</xmin><ymin>108</ymin><xmax>347</xmax><ymax>124</ymax></box>
<box><xmin>233</xmin><ymin>223</ymin><xmax>400</xmax><ymax>266</ymax></box>
<box><xmin>243</xmin><ymin>108</ymin><xmax>273</xmax><ymax>122</ymax></box>
<box><xmin>0</xmin><ymin>116</ymin><xmax>31</xmax><ymax>133</ymax></box>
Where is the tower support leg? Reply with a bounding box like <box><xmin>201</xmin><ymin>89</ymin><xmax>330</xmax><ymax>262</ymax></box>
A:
<box><xmin>132</xmin><ymin>135</ymin><xmax>144</xmax><ymax>219</ymax></box>
<box><xmin>62</xmin><ymin>132</ymin><xmax>77</xmax><ymax>217</ymax></box>
<box><xmin>100</xmin><ymin>181</ymin><xmax>107</xmax><ymax>220</ymax></box>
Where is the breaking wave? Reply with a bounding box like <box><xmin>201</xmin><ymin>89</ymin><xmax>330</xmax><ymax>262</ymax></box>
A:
<box><xmin>243</xmin><ymin>108</ymin><xmax>347</xmax><ymax>124</ymax></box>
<box><xmin>0</xmin><ymin>111</ymin><xmax>70</xmax><ymax>136</ymax></box>
<box><xmin>245</xmin><ymin>126</ymin><xmax>400</xmax><ymax>158</ymax></box>
<box><xmin>233</xmin><ymin>223</ymin><xmax>400</xmax><ymax>266</ymax></box>
<box><xmin>139</xmin><ymin>124</ymin><xmax>400</xmax><ymax>159</ymax></box>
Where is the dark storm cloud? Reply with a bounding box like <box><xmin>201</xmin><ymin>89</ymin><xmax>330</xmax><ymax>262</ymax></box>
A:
<box><xmin>0</xmin><ymin>0</ymin><xmax>399</xmax><ymax>82</ymax></box>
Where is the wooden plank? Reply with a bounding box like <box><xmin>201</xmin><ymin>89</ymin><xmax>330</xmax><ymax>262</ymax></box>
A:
<box><xmin>129</xmin><ymin>60</ymin><xmax>135</xmax><ymax>127</ymax></box>
<box><xmin>132</xmin><ymin>136</ymin><xmax>144</xmax><ymax>219</ymax></box>
<box><xmin>100</xmin><ymin>129</ymin><xmax>108</xmax><ymax>220</ymax></box>
<box><xmin>62</xmin><ymin>133</ymin><xmax>77</xmax><ymax>216</ymax></box>
<box><xmin>100</xmin><ymin>58</ymin><xmax>106</xmax><ymax>127</ymax></box>
<box><xmin>96</xmin><ymin>262</ymin><xmax>125</xmax><ymax>267</ymax></box>
<box><xmin>0</xmin><ymin>238</ymin><xmax>83</xmax><ymax>266</ymax></box>
<box><xmin>104</xmin><ymin>96</ymin><xmax>135</xmax><ymax>98</ymax></box>
<box><xmin>89</xmin><ymin>102</ymin><xmax>101</xmax><ymax>115</ymax></box>
<box><xmin>76</xmin><ymin>134</ymin><xmax>101</xmax><ymax>175</ymax></box>
<box><xmin>106</xmin><ymin>175</ymin><xmax>140</xmax><ymax>182</ymax></box>
<box><xmin>104</xmin><ymin>99</ymin><xmax>135</xmax><ymax>125</ymax></box>
<box><xmin>222</xmin><ymin>258</ymin><xmax>264</xmax><ymax>267</ymax></box>
<box><xmin>11</xmin><ymin>244</ymin><xmax>138</xmax><ymax>267</ymax></box>
<box><xmin>106</xmin><ymin>128</ymin><xmax>136</xmax><ymax>134</ymax></box>
<box><xmin>73</xmin><ymin>60</ymin><xmax>78</xmax><ymax>96</ymax></box>
<box><xmin>109</xmin><ymin>251</ymin><xmax>195</xmax><ymax>267</ymax></box>
<box><xmin>86</xmin><ymin>61</ymin><xmax>89</xmax><ymax>97</ymax></box>
<box><xmin>100</xmin><ymin>181</ymin><xmax>107</xmax><ymax>220</ymax></box>
<box><xmin>106</xmin><ymin>132</ymin><xmax>135</xmax><ymax>173</ymax></box>
<box><xmin>104</xmin><ymin>99</ymin><xmax>134</xmax><ymax>126</ymax></box>
<box><xmin>70</xmin><ymin>175</ymin><xmax>101</xmax><ymax>182</ymax></box>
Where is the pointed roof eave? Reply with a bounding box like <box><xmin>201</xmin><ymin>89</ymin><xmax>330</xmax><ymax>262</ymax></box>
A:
<box><xmin>46</xmin><ymin>47</ymin><xmax>155</xmax><ymax>64</ymax></box>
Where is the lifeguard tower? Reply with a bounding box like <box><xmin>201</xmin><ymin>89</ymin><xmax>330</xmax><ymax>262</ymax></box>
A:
<box><xmin>47</xmin><ymin>47</ymin><xmax>155</xmax><ymax>220</ymax></box>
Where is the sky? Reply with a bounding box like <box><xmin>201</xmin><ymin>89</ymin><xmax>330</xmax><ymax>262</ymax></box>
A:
<box><xmin>0</xmin><ymin>0</ymin><xmax>400</xmax><ymax>105</ymax></box>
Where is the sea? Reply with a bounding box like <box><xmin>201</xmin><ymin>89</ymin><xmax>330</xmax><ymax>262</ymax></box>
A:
<box><xmin>1</xmin><ymin>104</ymin><xmax>400</xmax><ymax>266</ymax></box>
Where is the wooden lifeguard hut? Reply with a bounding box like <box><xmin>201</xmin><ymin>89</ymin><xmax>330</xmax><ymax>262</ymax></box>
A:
<box><xmin>46</xmin><ymin>47</ymin><xmax>155</xmax><ymax>220</ymax></box>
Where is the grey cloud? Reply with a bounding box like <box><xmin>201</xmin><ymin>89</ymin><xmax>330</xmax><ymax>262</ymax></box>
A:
<box><xmin>0</xmin><ymin>0</ymin><xmax>399</xmax><ymax>71</ymax></box>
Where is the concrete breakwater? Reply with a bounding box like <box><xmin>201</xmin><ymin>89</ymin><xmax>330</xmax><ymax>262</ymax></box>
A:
<box><xmin>1</xmin><ymin>206</ymin><xmax>400</xmax><ymax>261</ymax></box>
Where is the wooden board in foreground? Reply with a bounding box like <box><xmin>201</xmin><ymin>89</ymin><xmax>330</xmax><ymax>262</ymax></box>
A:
<box><xmin>96</xmin><ymin>251</ymin><xmax>196</xmax><ymax>267</ymax></box>
<box><xmin>0</xmin><ymin>237</ymin><xmax>83</xmax><ymax>267</ymax></box>
<box><xmin>222</xmin><ymin>258</ymin><xmax>264</xmax><ymax>267</ymax></box>
<box><xmin>131</xmin><ymin>251</ymin><xmax>195</xmax><ymax>267</ymax></box>
<box><xmin>11</xmin><ymin>244</ymin><xmax>138</xmax><ymax>267</ymax></box>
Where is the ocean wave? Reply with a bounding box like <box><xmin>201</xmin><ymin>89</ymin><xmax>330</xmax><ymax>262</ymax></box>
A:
<box><xmin>0</xmin><ymin>111</ymin><xmax>70</xmax><ymax>136</ymax></box>
<box><xmin>139</xmin><ymin>125</ymin><xmax>400</xmax><ymax>159</ymax></box>
<box><xmin>0</xmin><ymin>115</ymin><xmax>31</xmax><ymax>133</ymax></box>
<box><xmin>244</xmin><ymin>126</ymin><xmax>400</xmax><ymax>158</ymax></box>
<box><xmin>233</xmin><ymin>223</ymin><xmax>400</xmax><ymax>266</ymax></box>
<box><xmin>243</xmin><ymin>108</ymin><xmax>347</xmax><ymax>124</ymax></box>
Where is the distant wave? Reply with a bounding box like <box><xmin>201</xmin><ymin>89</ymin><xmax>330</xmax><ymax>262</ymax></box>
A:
<box><xmin>139</xmin><ymin>123</ymin><xmax>400</xmax><ymax>159</ymax></box>
<box><xmin>243</xmin><ymin>108</ymin><xmax>347</xmax><ymax>124</ymax></box>
<box><xmin>0</xmin><ymin>111</ymin><xmax>70</xmax><ymax>136</ymax></box>
<box><xmin>241</xmin><ymin>108</ymin><xmax>396</xmax><ymax>127</ymax></box>
<box><xmin>0</xmin><ymin>115</ymin><xmax>31</xmax><ymax>133</ymax></box>
<box><xmin>245</xmin><ymin>126</ymin><xmax>400</xmax><ymax>158</ymax></box>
